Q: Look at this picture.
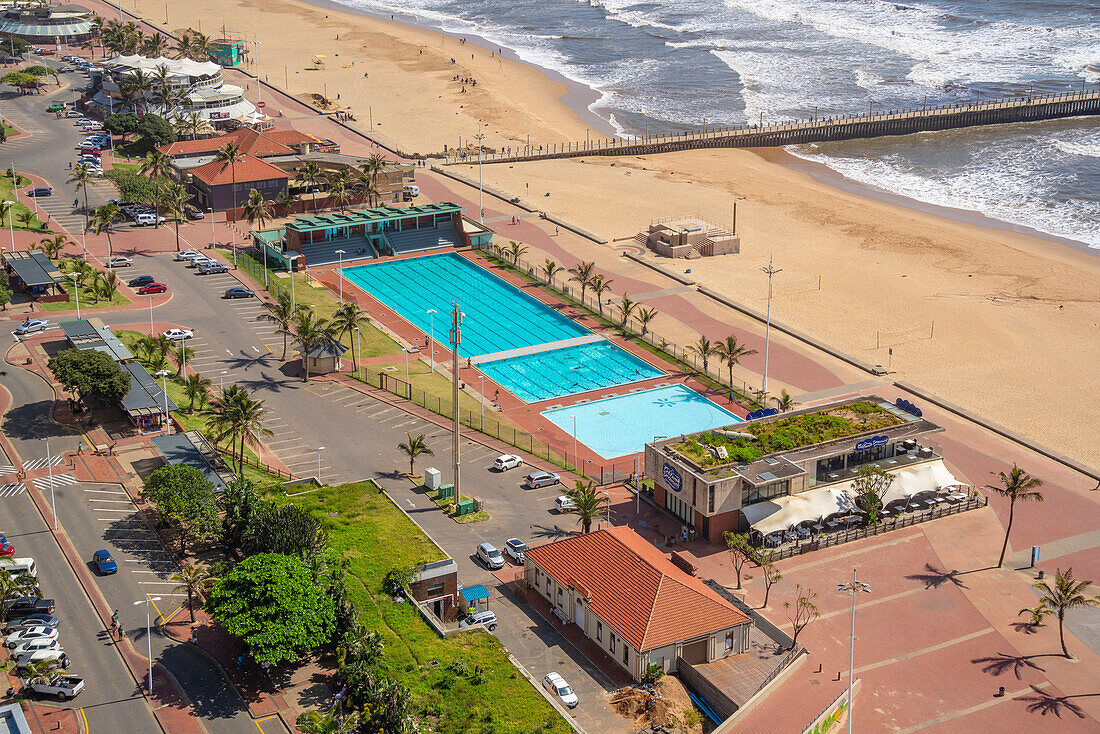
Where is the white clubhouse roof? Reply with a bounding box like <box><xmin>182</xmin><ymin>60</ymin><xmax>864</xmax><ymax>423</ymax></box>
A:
<box><xmin>105</xmin><ymin>54</ymin><xmax>221</xmax><ymax>79</ymax></box>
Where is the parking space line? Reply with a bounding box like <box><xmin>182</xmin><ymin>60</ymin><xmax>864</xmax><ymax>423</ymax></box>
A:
<box><xmin>83</xmin><ymin>489</ymin><xmax>128</xmax><ymax>495</ymax></box>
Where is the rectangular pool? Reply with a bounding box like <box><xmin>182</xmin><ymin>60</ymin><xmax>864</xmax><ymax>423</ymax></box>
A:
<box><xmin>479</xmin><ymin>341</ymin><xmax>664</xmax><ymax>403</ymax></box>
<box><xmin>341</xmin><ymin>253</ymin><xmax>588</xmax><ymax>358</ymax></box>
<box><xmin>541</xmin><ymin>384</ymin><xmax>742</xmax><ymax>459</ymax></box>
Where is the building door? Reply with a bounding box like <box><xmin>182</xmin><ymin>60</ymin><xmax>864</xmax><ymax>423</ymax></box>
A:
<box><xmin>574</xmin><ymin>599</ymin><xmax>584</xmax><ymax>627</ymax></box>
<box><xmin>681</xmin><ymin>639</ymin><xmax>708</xmax><ymax>665</ymax></box>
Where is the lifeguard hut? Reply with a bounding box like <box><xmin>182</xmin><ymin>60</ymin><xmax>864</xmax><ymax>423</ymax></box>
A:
<box><xmin>210</xmin><ymin>38</ymin><xmax>245</xmax><ymax>67</ymax></box>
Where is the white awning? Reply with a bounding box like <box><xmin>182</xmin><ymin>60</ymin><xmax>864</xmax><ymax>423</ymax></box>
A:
<box><xmin>744</xmin><ymin>459</ymin><xmax>964</xmax><ymax>536</ymax></box>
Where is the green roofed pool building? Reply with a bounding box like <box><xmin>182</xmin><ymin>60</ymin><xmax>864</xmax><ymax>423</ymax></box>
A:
<box><xmin>644</xmin><ymin>396</ymin><xmax>966</xmax><ymax>543</ymax></box>
<box><xmin>252</xmin><ymin>202</ymin><xmax>493</xmax><ymax>270</ymax></box>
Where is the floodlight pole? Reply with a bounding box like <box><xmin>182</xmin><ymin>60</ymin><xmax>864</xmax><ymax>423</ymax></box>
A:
<box><xmin>69</xmin><ymin>273</ymin><xmax>80</xmax><ymax>319</ymax></box>
<box><xmin>133</xmin><ymin>595</ymin><xmax>162</xmax><ymax>696</ymax></box>
<box><xmin>334</xmin><ymin>249</ymin><xmax>345</xmax><ymax>303</ymax></box>
<box><xmin>426</xmin><ymin>308</ymin><xmax>437</xmax><ymax>374</ymax></box>
<box><xmin>761</xmin><ymin>257</ymin><xmax>782</xmax><ymax>399</ymax></box>
<box><xmin>450</xmin><ymin>305</ymin><xmax>464</xmax><ymax>498</ymax></box>
<box><xmin>473</xmin><ymin>132</ymin><xmax>485</xmax><ymax>223</ymax></box>
<box><xmin>838</xmin><ymin>569</ymin><xmax>871</xmax><ymax>734</ymax></box>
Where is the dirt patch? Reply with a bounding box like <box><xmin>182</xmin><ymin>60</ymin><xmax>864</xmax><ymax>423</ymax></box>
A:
<box><xmin>298</xmin><ymin>92</ymin><xmax>341</xmax><ymax>111</ymax></box>
<box><xmin>611</xmin><ymin>675</ymin><xmax>707</xmax><ymax>733</ymax></box>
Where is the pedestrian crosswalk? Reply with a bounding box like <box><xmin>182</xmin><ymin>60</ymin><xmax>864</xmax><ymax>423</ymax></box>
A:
<box><xmin>33</xmin><ymin>473</ymin><xmax>77</xmax><ymax>491</ymax></box>
<box><xmin>0</xmin><ymin>482</ymin><xmax>26</xmax><ymax>498</ymax></box>
<box><xmin>0</xmin><ymin>465</ymin><xmax>16</xmax><ymax>475</ymax></box>
<box><xmin>22</xmin><ymin>456</ymin><xmax>64</xmax><ymax>471</ymax></box>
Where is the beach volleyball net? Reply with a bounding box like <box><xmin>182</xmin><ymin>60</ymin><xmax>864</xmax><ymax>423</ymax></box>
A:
<box><xmin>876</xmin><ymin>322</ymin><xmax>934</xmax><ymax>349</ymax></box>
<box><xmin>772</xmin><ymin>275</ymin><xmax>822</xmax><ymax>297</ymax></box>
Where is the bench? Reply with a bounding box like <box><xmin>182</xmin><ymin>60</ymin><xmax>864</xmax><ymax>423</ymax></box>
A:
<box><xmin>552</xmin><ymin>607</ymin><xmax>569</xmax><ymax>625</ymax></box>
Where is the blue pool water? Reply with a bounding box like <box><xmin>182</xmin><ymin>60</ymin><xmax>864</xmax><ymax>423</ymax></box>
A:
<box><xmin>479</xmin><ymin>341</ymin><xmax>664</xmax><ymax>403</ymax></box>
<box><xmin>542</xmin><ymin>385</ymin><xmax>742</xmax><ymax>459</ymax></box>
<box><xmin>341</xmin><ymin>253</ymin><xmax>588</xmax><ymax>358</ymax></box>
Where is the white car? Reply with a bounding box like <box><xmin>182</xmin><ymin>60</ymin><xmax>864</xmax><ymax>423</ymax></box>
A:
<box><xmin>14</xmin><ymin>649</ymin><xmax>68</xmax><ymax>671</ymax></box>
<box><xmin>106</xmin><ymin>256</ymin><xmax>132</xmax><ymax>268</ymax></box>
<box><xmin>504</xmin><ymin>538</ymin><xmax>528</xmax><ymax>564</ymax></box>
<box><xmin>175</xmin><ymin>250</ymin><xmax>203</xmax><ymax>261</ymax></box>
<box><xmin>24</xmin><ymin>674</ymin><xmax>84</xmax><ymax>700</ymax></box>
<box><xmin>492</xmin><ymin>454</ymin><xmax>523</xmax><ymax>471</ymax></box>
<box><xmin>65</xmin><ymin>110</ymin><xmax>82</xmax><ymax>118</ymax></box>
<box><xmin>476</xmin><ymin>542</ymin><xmax>504</xmax><ymax>570</ymax></box>
<box><xmin>162</xmin><ymin>328</ymin><xmax>194</xmax><ymax>341</ymax></box>
<box><xmin>543</xmin><ymin>672</ymin><xmax>578</xmax><ymax>708</ymax></box>
<box><xmin>5</xmin><ymin>626</ymin><xmax>59</xmax><ymax>649</ymax></box>
<box><xmin>11</xmin><ymin>638</ymin><xmax>60</xmax><ymax>658</ymax></box>
<box><xmin>554</xmin><ymin>495</ymin><xmax>576</xmax><ymax>512</ymax></box>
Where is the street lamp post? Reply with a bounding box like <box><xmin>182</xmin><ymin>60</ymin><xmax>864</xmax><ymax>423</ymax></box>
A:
<box><xmin>69</xmin><ymin>273</ymin><xmax>80</xmax><ymax>319</ymax></box>
<box><xmin>450</xmin><ymin>306</ymin><xmax>464</xmax><ymax>497</ymax></box>
<box><xmin>479</xmin><ymin>374</ymin><xmax>484</xmax><ymax>427</ymax></box>
<box><xmin>316</xmin><ymin>446</ymin><xmax>324</xmax><ymax>484</ymax></box>
<box><xmin>148</xmin><ymin>294</ymin><xmax>154</xmax><ymax>333</ymax></box>
<box><xmin>837</xmin><ymin>570</ymin><xmax>871</xmax><ymax>734</ymax></box>
<box><xmin>600</xmin><ymin>490</ymin><xmax>610</xmax><ymax>529</ymax></box>
<box><xmin>133</xmin><ymin>595</ymin><xmax>162</xmax><ymax>696</ymax></box>
<box><xmin>155</xmin><ymin>370</ymin><xmax>170</xmax><ymax>434</ymax></box>
<box><xmin>473</xmin><ymin>132</ymin><xmax>486</xmax><ymax>223</ymax></box>
<box><xmin>335</xmin><ymin>249</ymin><xmax>345</xmax><ymax>303</ymax></box>
<box><xmin>4</xmin><ymin>200</ymin><xmax>14</xmax><ymax>253</ymax></box>
<box><xmin>80</xmin><ymin>226</ymin><xmax>86</xmax><ymax>260</ymax></box>
<box><xmin>761</xmin><ymin>257</ymin><xmax>782</xmax><ymax>399</ymax></box>
<box><xmin>219</xmin><ymin>370</ymin><xmax>227</xmax><ymax>391</ymax></box>
<box><xmin>404</xmin><ymin>342</ymin><xmax>410</xmax><ymax>385</ymax></box>
<box><xmin>426</xmin><ymin>308</ymin><xmax>437</xmax><ymax>373</ymax></box>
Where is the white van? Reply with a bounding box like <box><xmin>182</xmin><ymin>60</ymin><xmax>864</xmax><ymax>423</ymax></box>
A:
<box><xmin>0</xmin><ymin>558</ymin><xmax>38</xmax><ymax>578</ymax></box>
<box><xmin>402</xmin><ymin>184</ymin><xmax>419</xmax><ymax>201</ymax></box>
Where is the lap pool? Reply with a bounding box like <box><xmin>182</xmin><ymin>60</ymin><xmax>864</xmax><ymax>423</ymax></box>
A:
<box><xmin>541</xmin><ymin>384</ymin><xmax>743</xmax><ymax>459</ymax></box>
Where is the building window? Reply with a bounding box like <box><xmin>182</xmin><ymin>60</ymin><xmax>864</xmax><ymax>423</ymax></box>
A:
<box><xmin>426</xmin><ymin>582</ymin><xmax>444</xmax><ymax>596</ymax></box>
<box><xmin>725</xmin><ymin>632</ymin><xmax>734</xmax><ymax>651</ymax></box>
<box><xmin>610</xmin><ymin>635</ymin><xmax>616</xmax><ymax>653</ymax></box>
<box><xmin>546</xmin><ymin>578</ymin><xmax>551</xmax><ymax>596</ymax></box>
<box><xmin>742</xmin><ymin>480</ymin><xmax>789</xmax><ymax>507</ymax></box>
<box><xmin>534</xmin><ymin>570</ymin><xmax>540</xmax><ymax>585</ymax></box>
<box><xmin>622</xmin><ymin>645</ymin><xmax>629</xmax><ymax>664</ymax></box>
<box><xmin>596</xmin><ymin>622</ymin><xmax>602</xmax><ymax>642</ymax></box>
<box><xmin>556</xmin><ymin>588</ymin><xmax>563</xmax><ymax>608</ymax></box>
<box><xmin>708</xmin><ymin>486</ymin><xmax>715</xmax><ymax>514</ymax></box>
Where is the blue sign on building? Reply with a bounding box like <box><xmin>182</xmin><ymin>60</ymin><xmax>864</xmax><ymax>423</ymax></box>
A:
<box><xmin>662</xmin><ymin>462</ymin><xmax>683</xmax><ymax>493</ymax></box>
<box><xmin>855</xmin><ymin>434</ymin><xmax>889</xmax><ymax>451</ymax></box>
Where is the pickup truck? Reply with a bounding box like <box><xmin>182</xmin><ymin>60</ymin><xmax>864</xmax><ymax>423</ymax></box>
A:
<box><xmin>2</xmin><ymin>597</ymin><xmax>56</xmax><ymax>620</ymax></box>
<box><xmin>24</xmin><ymin>675</ymin><xmax>84</xmax><ymax>700</ymax></box>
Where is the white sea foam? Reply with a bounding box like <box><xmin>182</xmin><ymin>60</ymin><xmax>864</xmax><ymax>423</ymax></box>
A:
<box><xmin>1053</xmin><ymin>140</ymin><xmax>1100</xmax><ymax>158</ymax></box>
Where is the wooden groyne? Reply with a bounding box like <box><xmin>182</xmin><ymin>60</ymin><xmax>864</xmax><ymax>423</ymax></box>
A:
<box><xmin>443</xmin><ymin>90</ymin><xmax>1100</xmax><ymax>165</ymax></box>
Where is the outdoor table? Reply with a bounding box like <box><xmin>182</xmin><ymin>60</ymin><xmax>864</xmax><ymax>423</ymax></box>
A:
<box><xmin>949</xmin><ymin>493</ymin><xmax>969</xmax><ymax>502</ymax></box>
<box><xmin>796</xmin><ymin>527</ymin><xmax>811</xmax><ymax>538</ymax></box>
<box><xmin>826</xmin><ymin>521</ymin><xmax>839</xmax><ymax>530</ymax></box>
<box><xmin>881</xmin><ymin>510</ymin><xmax>891</xmax><ymax>517</ymax></box>
<box><xmin>812</xmin><ymin>524</ymin><xmax>824</xmax><ymax>533</ymax></box>
<box><xmin>842</xmin><ymin>516</ymin><xmax>861</xmax><ymax>524</ymax></box>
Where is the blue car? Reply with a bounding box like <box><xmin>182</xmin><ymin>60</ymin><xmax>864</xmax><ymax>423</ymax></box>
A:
<box><xmin>91</xmin><ymin>550</ymin><xmax>117</xmax><ymax>575</ymax></box>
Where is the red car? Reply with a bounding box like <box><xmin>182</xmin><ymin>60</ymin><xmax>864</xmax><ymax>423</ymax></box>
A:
<box><xmin>137</xmin><ymin>283</ymin><xmax>167</xmax><ymax>295</ymax></box>
<box><xmin>0</xmin><ymin>543</ymin><xmax>15</xmax><ymax>557</ymax></box>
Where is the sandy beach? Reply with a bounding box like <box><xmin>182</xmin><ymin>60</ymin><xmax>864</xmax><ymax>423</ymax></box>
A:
<box><xmin>137</xmin><ymin>0</ymin><xmax>1099</xmax><ymax>467</ymax></box>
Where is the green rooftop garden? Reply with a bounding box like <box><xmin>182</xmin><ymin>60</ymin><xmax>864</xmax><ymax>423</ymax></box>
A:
<box><xmin>671</xmin><ymin>400</ymin><xmax>902</xmax><ymax>468</ymax></box>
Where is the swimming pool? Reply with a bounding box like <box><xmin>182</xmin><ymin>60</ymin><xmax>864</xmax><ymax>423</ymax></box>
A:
<box><xmin>479</xmin><ymin>341</ymin><xmax>664</xmax><ymax>403</ymax></box>
<box><xmin>341</xmin><ymin>253</ymin><xmax>588</xmax><ymax>358</ymax></box>
<box><xmin>541</xmin><ymin>384</ymin><xmax>742</xmax><ymax>459</ymax></box>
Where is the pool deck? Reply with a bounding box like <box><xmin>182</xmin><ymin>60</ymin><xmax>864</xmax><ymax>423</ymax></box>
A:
<box><xmin>313</xmin><ymin>247</ymin><xmax>748</xmax><ymax>470</ymax></box>
<box><xmin>471</xmin><ymin>333</ymin><xmax>605</xmax><ymax>365</ymax></box>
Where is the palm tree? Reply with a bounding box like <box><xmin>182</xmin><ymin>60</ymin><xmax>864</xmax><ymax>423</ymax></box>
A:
<box><xmin>617</xmin><ymin>294</ymin><xmax>637</xmax><ymax>327</ymax></box>
<box><xmin>170</xmin><ymin>565</ymin><xmax>214</xmax><ymax>623</ymax></box>
<box><xmin>259</xmin><ymin>292</ymin><xmax>297</xmax><ymax>360</ymax></box>
<box><xmin>354</xmin><ymin>169</ymin><xmax>381</xmax><ymax>208</ymax></box>
<box><xmin>231</xmin><ymin>392</ymin><xmax>273</xmax><ymax>472</ymax></box>
<box><xmin>241</xmin><ymin>189</ymin><xmax>274</xmax><ymax>232</ymax></box>
<box><xmin>214</xmin><ymin>142</ymin><xmax>243</xmax><ymax>227</ymax></box>
<box><xmin>18</xmin><ymin>210</ymin><xmax>35</xmax><ymax>229</ymax></box>
<box><xmin>714</xmin><ymin>335</ymin><xmax>758</xmax><ymax>388</ymax></box>
<box><xmin>543</xmin><ymin>259</ymin><xmax>561</xmax><ymax>285</ymax></box>
<box><xmin>97</xmin><ymin>269</ymin><xmax>121</xmax><ymax>302</ymax></box>
<box><xmin>688</xmin><ymin>336</ymin><xmax>716</xmax><ymax>374</ymax></box>
<box><xmin>173</xmin><ymin>344</ymin><xmax>194</xmax><ymax>376</ymax></box>
<box><xmin>1033</xmin><ymin>568</ymin><xmax>1100</xmax><ymax>659</ymax></box>
<box><xmin>0</xmin><ymin>569</ymin><xmax>41</xmax><ymax>600</ymax></box>
<box><xmin>985</xmin><ymin>465</ymin><xmax>1044</xmax><ymax>568</ymax></box>
<box><xmin>172</xmin><ymin>110</ymin><xmax>213</xmax><ymax>140</ymax></box>
<box><xmin>182</xmin><ymin>373</ymin><xmax>211</xmax><ymax>413</ymax></box>
<box><xmin>146</xmin><ymin>349</ymin><xmax>170</xmax><ymax>375</ymax></box>
<box><xmin>568</xmin><ymin>261</ymin><xmax>595</xmax><ymax>302</ymax></box>
<box><xmin>160</xmin><ymin>181</ymin><xmax>193</xmax><ymax>252</ymax></box>
<box><xmin>325</xmin><ymin>169</ymin><xmax>356</xmax><ymax>212</ymax></box>
<box><xmin>90</xmin><ymin>203</ymin><xmax>124</xmax><ymax>263</ymax></box>
<box><xmin>275</xmin><ymin>191</ymin><xmax>300</xmax><ymax>218</ymax></box>
<box><xmin>298</xmin><ymin>708</ymin><xmax>359</xmax><ymax>734</ymax></box>
<box><xmin>37</xmin><ymin>235</ymin><xmax>70</xmax><ymax>259</ymax></box>
<box><xmin>360</xmin><ymin>153</ymin><xmax>387</xmax><ymax>205</ymax></box>
<box><xmin>775</xmin><ymin>389</ymin><xmax>795</xmax><ymax>412</ymax></box>
<box><xmin>172</xmin><ymin>31</ymin><xmax>195</xmax><ymax>60</ymax></box>
<box><xmin>1017</xmin><ymin>603</ymin><xmax>1052</xmax><ymax>630</ymax></box>
<box><xmin>507</xmin><ymin>241</ymin><xmax>527</xmax><ymax>266</ymax></box>
<box><xmin>67</xmin><ymin>163</ymin><xmax>95</xmax><ymax>232</ymax></box>
<box><xmin>298</xmin><ymin>161</ymin><xmax>324</xmax><ymax>201</ymax></box>
<box><xmin>142</xmin><ymin>33</ymin><xmax>170</xmax><ymax>58</ymax></box>
<box><xmin>293</xmin><ymin>308</ymin><xmax>330</xmax><ymax>381</ymax></box>
<box><xmin>329</xmin><ymin>302</ymin><xmax>369</xmax><ymax>345</ymax></box>
<box><xmin>397</xmin><ymin>432</ymin><xmax>433</xmax><ymax>477</ymax></box>
<box><xmin>139</xmin><ymin>150</ymin><xmax>173</xmax><ymax>228</ymax></box>
<box><xmin>124</xmin><ymin>69</ymin><xmax>153</xmax><ymax>113</ymax></box>
<box><xmin>637</xmin><ymin>306</ymin><xmax>658</xmax><ymax>336</ymax></box>
<box><xmin>566</xmin><ymin>480</ymin><xmax>609</xmax><ymax>534</ymax></box>
<box><xmin>589</xmin><ymin>274</ymin><xmax>613</xmax><ymax>316</ymax></box>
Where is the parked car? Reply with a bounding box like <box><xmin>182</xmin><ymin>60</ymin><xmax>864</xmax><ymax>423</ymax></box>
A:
<box><xmin>476</xmin><ymin>542</ymin><xmax>505</xmax><ymax>570</ymax></box>
<box><xmin>5</xmin><ymin>626</ymin><xmax>59</xmax><ymax>649</ymax></box>
<box><xmin>458</xmin><ymin>610</ymin><xmax>498</xmax><ymax>632</ymax></box>
<box><xmin>492</xmin><ymin>454</ymin><xmax>523</xmax><ymax>471</ymax></box>
<box><xmin>134</xmin><ymin>213</ymin><xmax>166</xmax><ymax>226</ymax></box>
<box><xmin>91</xmin><ymin>549</ymin><xmax>117</xmax><ymax>575</ymax></box>
<box><xmin>26</xmin><ymin>187</ymin><xmax>52</xmax><ymax>197</ymax></box>
<box><xmin>3</xmin><ymin>598</ymin><xmax>55</xmax><ymax>619</ymax></box>
<box><xmin>554</xmin><ymin>495</ymin><xmax>576</xmax><ymax>512</ymax></box>
<box><xmin>24</xmin><ymin>674</ymin><xmax>84</xmax><ymax>700</ymax></box>
<box><xmin>162</xmin><ymin>328</ymin><xmax>194</xmax><ymax>341</ymax></box>
<box><xmin>223</xmin><ymin>287</ymin><xmax>254</xmax><ymax>299</ymax></box>
<box><xmin>504</xmin><ymin>538</ymin><xmax>528</xmax><ymax>564</ymax></box>
<box><xmin>128</xmin><ymin>275</ymin><xmax>155</xmax><ymax>287</ymax></box>
<box><xmin>14</xmin><ymin>649</ymin><xmax>68</xmax><ymax>671</ymax></box>
<box><xmin>524</xmin><ymin>471</ymin><xmax>560</xmax><ymax>489</ymax></box>
<box><xmin>188</xmin><ymin>256</ymin><xmax>216</xmax><ymax>269</ymax></box>
<box><xmin>14</xmin><ymin>319</ymin><xmax>48</xmax><ymax>336</ymax></box>
<box><xmin>184</xmin><ymin>205</ymin><xmax>204</xmax><ymax>220</ymax></box>
<box><xmin>175</xmin><ymin>250</ymin><xmax>203</xmax><ymax>261</ymax></box>
<box><xmin>106</xmin><ymin>256</ymin><xmax>132</xmax><ymax>268</ymax></box>
<box><xmin>10</xmin><ymin>639</ymin><xmax>60</xmax><ymax>658</ymax></box>
<box><xmin>137</xmin><ymin>283</ymin><xmax>167</xmax><ymax>295</ymax></box>
<box><xmin>0</xmin><ymin>543</ymin><xmax>15</xmax><ymax>557</ymax></box>
<box><xmin>198</xmin><ymin>261</ymin><xmax>228</xmax><ymax>275</ymax></box>
<box><xmin>65</xmin><ymin>110</ymin><xmax>82</xmax><ymax>118</ymax></box>
<box><xmin>5</xmin><ymin>614</ymin><xmax>59</xmax><ymax>633</ymax></box>
<box><xmin>543</xmin><ymin>673</ymin><xmax>578</xmax><ymax>708</ymax></box>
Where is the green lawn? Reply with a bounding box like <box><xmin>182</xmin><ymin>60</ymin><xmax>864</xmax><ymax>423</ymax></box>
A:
<box><xmin>264</xmin><ymin>481</ymin><xmax>567</xmax><ymax>734</ymax></box>
<box><xmin>0</xmin><ymin>173</ymin><xmax>50</xmax><ymax>232</ymax></box>
<box><xmin>39</xmin><ymin>281</ymin><xmax>131</xmax><ymax>311</ymax></box>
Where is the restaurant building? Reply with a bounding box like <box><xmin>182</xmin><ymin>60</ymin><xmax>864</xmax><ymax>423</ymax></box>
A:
<box><xmin>644</xmin><ymin>396</ymin><xmax>965</xmax><ymax>543</ymax></box>
<box><xmin>0</xmin><ymin>3</ymin><xmax>95</xmax><ymax>44</ymax></box>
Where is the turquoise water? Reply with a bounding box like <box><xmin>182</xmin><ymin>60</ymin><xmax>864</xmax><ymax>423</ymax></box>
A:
<box><xmin>542</xmin><ymin>384</ymin><xmax>742</xmax><ymax>459</ymax></box>
<box><xmin>341</xmin><ymin>253</ymin><xmax>588</xmax><ymax>358</ymax></box>
<box><xmin>479</xmin><ymin>341</ymin><xmax>664</xmax><ymax>403</ymax></box>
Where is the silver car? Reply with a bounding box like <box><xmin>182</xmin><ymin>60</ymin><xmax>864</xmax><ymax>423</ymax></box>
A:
<box><xmin>476</xmin><ymin>542</ymin><xmax>504</xmax><ymax>570</ymax></box>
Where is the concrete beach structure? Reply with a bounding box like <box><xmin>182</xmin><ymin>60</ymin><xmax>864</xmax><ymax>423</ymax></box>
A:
<box><xmin>642</xmin><ymin>216</ymin><xmax>740</xmax><ymax>259</ymax></box>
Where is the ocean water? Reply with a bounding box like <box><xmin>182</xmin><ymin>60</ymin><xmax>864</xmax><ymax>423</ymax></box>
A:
<box><xmin>335</xmin><ymin>0</ymin><xmax>1100</xmax><ymax>248</ymax></box>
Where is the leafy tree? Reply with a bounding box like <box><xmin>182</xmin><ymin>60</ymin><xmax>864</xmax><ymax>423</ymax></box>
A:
<box><xmin>205</xmin><ymin>553</ymin><xmax>336</xmax><ymax>666</ymax></box>
<box><xmin>783</xmin><ymin>584</ymin><xmax>819</xmax><ymax>649</ymax></box>
<box><xmin>141</xmin><ymin>464</ymin><xmax>219</xmax><ymax>554</ymax></box>
<box><xmin>566</xmin><ymin>479</ymin><xmax>609</xmax><ymax>534</ymax></box>
<box><xmin>852</xmin><ymin>464</ymin><xmax>893</xmax><ymax>524</ymax></box>
<box><xmin>171</xmin><ymin>564</ymin><xmax>215</xmax><ymax>623</ymax></box>
<box><xmin>104</xmin><ymin>170</ymin><xmax>159</xmax><ymax>205</ymax></box>
<box><xmin>725</xmin><ymin>531</ymin><xmax>756</xmax><ymax>590</ymax></box>
<box><xmin>0</xmin><ymin>279</ymin><xmax>10</xmax><ymax>311</ymax></box>
<box><xmin>381</xmin><ymin>566</ymin><xmax>415</xmax><ymax>596</ymax></box>
<box><xmin>47</xmin><ymin>349</ymin><xmax>130</xmax><ymax>405</ymax></box>
<box><xmin>244</xmin><ymin>502</ymin><xmax>329</xmax><ymax>560</ymax></box>
<box><xmin>1033</xmin><ymin>568</ymin><xmax>1100</xmax><ymax>659</ymax></box>
<box><xmin>986</xmin><ymin>465</ymin><xmax>1044</xmax><ymax>568</ymax></box>
<box><xmin>714</xmin><ymin>335</ymin><xmax>758</xmax><ymax>388</ymax></box>
<box><xmin>134</xmin><ymin>114</ymin><xmax>176</xmax><ymax>154</ymax></box>
<box><xmin>103</xmin><ymin>112</ymin><xmax>140</xmax><ymax>140</ymax></box>
<box><xmin>397</xmin><ymin>432</ymin><xmax>433</xmax><ymax>478</ymax></box>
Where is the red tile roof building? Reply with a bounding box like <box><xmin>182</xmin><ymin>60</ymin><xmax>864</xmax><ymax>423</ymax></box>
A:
<box><xmin>185</xmin><ymin>155</ymin><xmax>288</xmax><ymax>214</ymax></box>
<box><xmin>158</xmin><ymin>126</ymin><xmax>319</xmax><ymax>159</ymax></box>
<box><xmin>524</xmin><ymin>527</ymin><xmax>752</xmax><ymax>679</ymax></box>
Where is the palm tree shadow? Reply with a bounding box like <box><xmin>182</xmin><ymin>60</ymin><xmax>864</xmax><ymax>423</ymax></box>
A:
<box><xmin>905</xmin><ymin>562</ymin><xmax>970</xmax><ymax>590</ymax></box>
<box><xmin>971</xmin><ymin>652</ymin><xmax>1047</xmax><ymax>679</ymax></box>
<box><xmin>528</xmin><ymin>523</ymin><xmax>574</xmax><ymax>541</ymax></box>
<box><xmin>1009</xmin><ymin>621</ymin><xmax>1043</xmax><ymax>635</ymax></box>
<box><xmin>1018</xmin><ymin>689</ymin><xmax>1095</xmax><ymax>719</ymax></box>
